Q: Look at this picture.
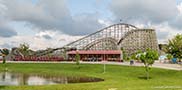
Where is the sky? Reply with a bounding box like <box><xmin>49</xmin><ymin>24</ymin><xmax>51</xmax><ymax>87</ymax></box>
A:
<box><xmin>0</xmin><ymin>0</ymin><xmax>182</xmax><ymax>50</ymax></box>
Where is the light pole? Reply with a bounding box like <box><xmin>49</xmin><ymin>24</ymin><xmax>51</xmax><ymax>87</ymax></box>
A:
<box><xmin>103</xmin><ymin>39</ymin><xmax>107</xmax><ymax>73</ymax></box>
<box><xmin>103</xmin><ymin>49</ymin><xmax>106</xmax><ymax>73</ymax></box>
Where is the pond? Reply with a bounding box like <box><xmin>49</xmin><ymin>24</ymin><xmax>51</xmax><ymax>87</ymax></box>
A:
<box><xmin>0</xmin><ymin>72</ymin><xmax>104</xmax><ymax>86</ymax></box>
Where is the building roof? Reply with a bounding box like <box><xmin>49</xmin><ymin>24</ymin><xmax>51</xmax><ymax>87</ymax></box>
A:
<box><xmin>67</xmin><ymin>50</ymin><xmax>121</xmax><ymax>55</ymax></box>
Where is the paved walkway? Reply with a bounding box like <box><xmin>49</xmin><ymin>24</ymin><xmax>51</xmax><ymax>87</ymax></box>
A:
<box><xmin>5</xmin><ymin>61</ymin><xmax>182</xmax><ymax>71</ymax></box>
<box><xmin>80</xmin><ymin>61</ymin><xmax>182</xmax><ymax>71</ymax></box>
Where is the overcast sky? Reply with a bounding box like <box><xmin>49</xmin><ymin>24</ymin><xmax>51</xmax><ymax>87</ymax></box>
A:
<box><xmin>0</xmin><ymin>0</ymin><xmax>182</xmax><ymax>50</ymax></box>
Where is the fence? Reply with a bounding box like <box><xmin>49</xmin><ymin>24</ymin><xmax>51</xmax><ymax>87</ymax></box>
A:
<box><xmin>13</xmin><ymin>56</ymin><xmax>64</xmax><ymax>61</ymax></box>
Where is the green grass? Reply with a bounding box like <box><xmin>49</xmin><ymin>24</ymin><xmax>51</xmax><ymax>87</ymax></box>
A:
<box><xmin>0</xmin><ymin>63</ymin><xmax>182</xmax><ymax>90</ymax></box>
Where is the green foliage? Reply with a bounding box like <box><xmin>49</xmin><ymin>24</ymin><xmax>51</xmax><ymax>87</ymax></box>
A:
<box><xmin>135</xmin><ymin>50</ymin><xmax>143</xmax><ymax>60</ymax></box>
<box><xmin>121</xmin><ymin>48</ymin><xmax>127</xmax><ymax>60</ymax></box>
<box><xmin>19</xmin><ymin>43</ymin><xmax>29</xmax><ymax>51</ymax></box>
<box><xmin>131</xmin><ymin>54</ymin><xmax>136</xmax><ymax>60</ymax></box>
<box><xmin>75</xmin><ymin>52</ymin><xmax>80</xmax><ymax>66</ymax></box>
<box><xmin>0</xmin><ymin>48</ymin><xmax>9</xmax><ymax>55</ymax></box>
<box><xmin>145</xmin><ymin>49</ymin><xmax>159</xmax><ymax>64</ymax></box>
<box><xmin>123</xmin><ymin>55</ymin><xmax>128</xmax><ymax>61</ymax></box>
<box><xmin>140</xmin><ymin>53</ymin><xmax>146</xmax><ymax>64</ymax></box>
<box><xmin>136</xmin><ymin>50</ymin><xmax>142</xmax><ymax>54</ymax></box>
<box><xmin>0</xmin><ymin>48</ymin><xmax>9</xmax><ymax>64</ymax></box>
<box><xmin>138</xmin><ymin>48</ymin><xmax>159</xmax><ymax>80</ymax></box>
<box><xmin>166</xmin><ymin>54</ymin><xmax>173</xmax><ymax>60</ymax></box>
<box><xmin>18</xmin><ymin>43</ymin><xmax>31</xmax><ymax>57</ymax></box>
<box><xmin>165</xmin><ymin>34</ymin><xmax>182</xmax><ymax>59</ymax></box>
<box><xmin>121</xmin><ymin>48</ymin><xmax>133</xmax><ymax>61</ymax></box>
<box><xmin>125</xmin><ymin>56</ymin><xmax>131</xmax><ymax>61</ymax></box>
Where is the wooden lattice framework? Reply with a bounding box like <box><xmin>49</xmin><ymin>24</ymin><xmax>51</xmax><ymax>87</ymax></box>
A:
<box><xmin>64</xmin><ymin>23</ymin><xmax>159</xmax><ymax>56</ymax></box>
<box><xmin>12</xmin><ymin>23</ymin><xmax>158</xmax><ymax>57</ymax></box>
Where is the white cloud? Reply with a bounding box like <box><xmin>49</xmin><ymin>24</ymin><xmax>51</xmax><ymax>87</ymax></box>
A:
<box><xmin>0</xmin><ymin>0</ymin><xmax>102</xmax><ymax>49</ymax></box>
<box><xmin>169</xmin><ymin>2</ymin><xmax>182</xmax><ymax>29</ymax></box>
<box><xmin>98</xmin><ymin>19</ymin><xmax>113</xmax><ymax>27</ymax></box>
<box><xmin>0</xmin><ymin>1</ymin><xmax>17</xmax><ymax>37</ymax></box>
<box><xmin>1</xmin><ymin>0</ymin><xmax>103</xmax><ymax>35</ymax></box>
<box><xmin>109</xmin><ymin>0</ymin><xmax>182</xmax><ymax>44</ymax></box>
<box><xmin>35</xmin><ymin>31</ymin><xmax>55</xmax><ymax>39</ymax></box>
<box><xmin>0</xmin><ymin>0</ymin><xmax>182</xmax><ymax>49</ymax></box>
<box><xmin>0</xmin><ymin>30</ymin><xmax>84</xmax><ymax>50</ymax></box>
<box><xmin>177</xmin><ymin>2</ymin><xmax>182</xmax><ymax>14</ymax></box>
<box><xmin>110</xmin><ymin>0</ymin><xmax>178</xmax><ymax>23</ymax></box>
<box><xmin>0</xmin><ymin>0</ymin><xmax>7</xmax><ymax>15</ymax></box>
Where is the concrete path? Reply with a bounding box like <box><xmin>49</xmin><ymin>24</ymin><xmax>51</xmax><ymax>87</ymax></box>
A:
<box><xmin>80</xmin><ymin>61</ymin><xmax>182</xmax><ymax>71</ymax></box>
<box><xmin>4</xmin><ymin>61</ymin><xmax>182</xmax><ymax>71</ymax></box>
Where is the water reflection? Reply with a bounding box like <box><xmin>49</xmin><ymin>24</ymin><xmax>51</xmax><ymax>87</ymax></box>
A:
<box><xmin>0</xmin><ymin>72</ymin><xmax>104</xmax><ymax>86</ymax></box>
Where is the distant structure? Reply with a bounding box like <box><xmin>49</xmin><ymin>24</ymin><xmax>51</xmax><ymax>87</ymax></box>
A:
<box><xmin>65</xmin><ymin>23</ymin><xmax>159</xmax><ymax>56</ymax></box>
<box><xmin>11</xmin><ymin>23</ymin><xmax>159</xmax><ymax>61</ymax></box>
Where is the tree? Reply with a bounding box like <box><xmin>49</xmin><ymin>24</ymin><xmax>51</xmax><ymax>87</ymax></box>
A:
<box><xmin>131</xmin><ymin>54</ymin><xmax>137</xmax><ymax>60</ymax></box>
<box><xmin>75</xmin><ymin>52</ymin><xmax>80</xmax><ymax>67</ymax></box>
<box><xmin>135</xmin><ymin>50</ymin><xmax>143</xmax><ymax>61</ymax></box>
<box><xmin>165</xmin><ymin>34</ymin><xmax>182</xmax><ymax>60</ymax></box>
<box><xmin>18</xmin><ymin>43</ymin><xmax>31</xmax><ymax>57</ymax></box>
<box><xmin>139</xmin><ymin>49</ymin><xmax>159</xmax><ymax>80</ymax></box>
<box><xmin>166</xmin><ymin>54</ymin><xmax>173</xmax><ymax>61</ymax></box>
<box><xmin>0</xmin><ymin>48</ymin><xmax>10</xmax><ymax>64</ymax></box>
<box><xmin>121</xmin><ymin>48</ymin><xmax>128</xmax><ymax>61</ymax></box>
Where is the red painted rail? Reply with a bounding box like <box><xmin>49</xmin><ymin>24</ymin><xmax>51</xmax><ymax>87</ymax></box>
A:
<box><xmin>13</xmin><ymin>56</ymin><xmax>64</xmax><ymax>61</ymax></box>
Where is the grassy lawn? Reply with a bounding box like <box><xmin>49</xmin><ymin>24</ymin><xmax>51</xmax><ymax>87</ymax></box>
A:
<box><xmin>0</xmin><ymin>63</ymin><xmax>182</xmax><ymax>90</ymax></box>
